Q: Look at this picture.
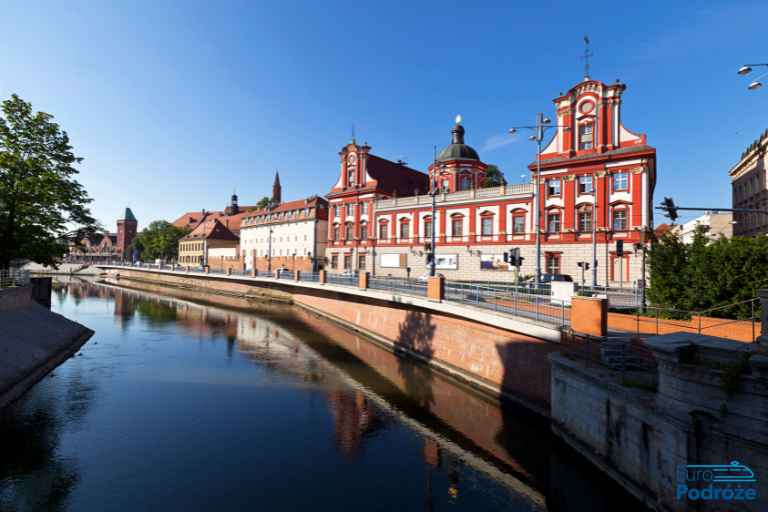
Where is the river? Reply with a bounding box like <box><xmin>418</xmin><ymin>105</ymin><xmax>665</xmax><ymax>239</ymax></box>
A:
<box><xmin>0</xmin><ymin>278</ymin><xmax>648</xmax><ymax>511</ymax></box>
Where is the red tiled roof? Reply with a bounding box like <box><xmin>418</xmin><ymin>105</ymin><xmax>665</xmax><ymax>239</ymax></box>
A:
<box><xmin>173</xmin><ymin>208</ymin><xmax>256</xmax><ymax>235</ymax></box>
<box><xmin>327</xmin><ymin>153</ymin><xmax>429</xmax><ymax>198</ymax></box>
<box><xmin>182</xmin><ymin>218</ymin><xmax>239</xmax><ymax>242</ymax></box>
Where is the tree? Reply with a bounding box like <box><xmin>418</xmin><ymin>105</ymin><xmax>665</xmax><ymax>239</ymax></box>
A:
<box><xmin>255</xmin><ymin>196</ymin><xmax>271</xmax><ymax>209</ymax></box>
<box><xmin>132</xmin><ymin>221</ymin><xmax>189</xmax><ymax>262</ymax></box>
<box><xmin>483</xmin><ymin>165</ymin><xmax>507</xmax><ymax>187</ymax></box>
<box><xmin>0</xmin><ymin>94</ymin><xmax>95</xmax><ymax>268</ymax></box>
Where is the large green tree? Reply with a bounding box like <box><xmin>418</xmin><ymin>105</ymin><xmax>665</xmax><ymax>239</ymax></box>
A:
<box><xmin>255</xmin><ymin>196</ymin><xmax>271</xmax><ymax>209</ymax></box>
<box><xmin>0</xmin><ymin>94</ymin><xmax>95</xmax><ymax>268</ymax></box>
<box><xmin>648</xmin><ymin>227</ymin><xmax>768</xmax><ymax>318</ymax></box>
<box><xmin>132</xmin><ymin>220</ymin><xmax>189</xmax><ymax>262</ymax></box>
<box><xmin>483</xmin><ymin>165</ymin><xmax>507</xmax><ymax>187</ymax></box>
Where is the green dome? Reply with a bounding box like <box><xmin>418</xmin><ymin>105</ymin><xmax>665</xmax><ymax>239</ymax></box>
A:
<box><xmin>437</xmin><ymin>123</ymin><xmax>479</xmax><ymax>162</ymax></box>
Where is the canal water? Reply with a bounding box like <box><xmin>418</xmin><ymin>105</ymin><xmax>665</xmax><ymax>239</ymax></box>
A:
<box><xmin>0</xmin><ymin>279</ymin><xmax>647</xmax><ymax>511</ymax></box>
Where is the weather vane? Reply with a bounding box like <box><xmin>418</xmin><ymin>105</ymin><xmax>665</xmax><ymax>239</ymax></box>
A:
<box><xmin>582</xmin><ymin>35</ymin><xmax>593</xmax><ymax>79</ymax></box>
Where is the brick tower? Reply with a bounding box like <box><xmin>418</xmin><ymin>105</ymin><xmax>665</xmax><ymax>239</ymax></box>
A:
<box><xmin>116</xmin><ymin>207</ymin><xmax>138</xmax><ymax>260</ymax></box>
<box><xmin>272</xmin><ymin>171</ymin><xmax>282</xmax><ymax>205</ymax></box>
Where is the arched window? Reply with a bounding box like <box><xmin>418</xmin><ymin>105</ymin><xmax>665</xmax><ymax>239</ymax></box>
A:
<box><xmin>480</xmin><ymin>212</ymin><xmax>494</xmax><ymax>236</ymax></box>
<box><xmin>577</xmin><ymin>206</ymin><xmax>593</xmax><ymax>233</ymax></box>
<box><xmin>332</xmin><ymin>223</ymin><xmax>339</xmax><ymax>241</ymax></box>
<box><xmin>359</xmin><ymin>221</ymin><xmax>368</xmax><ymax>241</ymax></box>
<box><xmin>378</xmin><ymin>221</ymin><xmax>389</xmax><ymax>240</ymax></box>
<box><xmin>511</xmin><ymin>209</ymin><xmax>526</xmax><ymax>234</ymax></box>
<box><xmin>399</xmin><ymin>219</ymin><xmax>410</xmax><ymax>241</ymax></box>
<box><xmin>450</xmin><ymin>214</ymin><xmax>464</xmax><ymax>239</ymax></box>
<box><xmin>547</xmin><ymin>210</ymin><xmax>561</xmax><ymax>233</ymax></box>
<box><xmin>612</xmin><ymin>207</ymin><xmax>628</xmax><ymax>231</ymax></box>
<box><xmin>345</xmin><ymin>222</ymin><xmax>354</xmax><ymax>240</ymax></box>
<box><xmin>459</xmin><ymin>174</ymin><xmax>472</xmax><ymax>191</ymax></box>
<box><xmin>422</xmin><ymin>216</ymin><xmax>433</xmax><ymax>240</ymax></box>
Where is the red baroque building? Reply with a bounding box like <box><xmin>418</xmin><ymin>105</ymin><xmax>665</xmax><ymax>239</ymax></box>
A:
<box><xmin>366</xmin><ymin>76</ymin><xmax>656</xmax><ymax>285</ymax></box>
<box><xmin>325</xmin><ymin>141</ymin><xmax>428</xmax><ymax>272</ymax></box>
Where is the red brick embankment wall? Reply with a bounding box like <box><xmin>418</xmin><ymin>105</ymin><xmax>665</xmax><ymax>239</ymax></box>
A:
<box><xmin>292</xmin><ymin>292</ymin><xmax>558</xmax><ymax>414</ymax></box>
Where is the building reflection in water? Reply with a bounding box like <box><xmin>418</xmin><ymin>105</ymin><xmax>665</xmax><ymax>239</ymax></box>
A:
<box><xmin>325</xmin><ymin>389</ymin><xmax>386</xmax><ymax>456</ymax></box>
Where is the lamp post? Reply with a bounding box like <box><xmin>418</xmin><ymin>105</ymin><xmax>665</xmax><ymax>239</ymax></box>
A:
<box><xmin>509</xmin><ymin>113</ymin><xmax>569</xmax><ymax>288</ymax></box>
<box><xmin>267</xmin><ymin>227</ymin><xmax>273</xmax><ymax>274</ymax></box>
<box><xmin>428</xmin><ymin>164</ymin><xmax>443</xmax><ymax>277</ymax></box>
<box><xmin>738</xmin><ymin>63</ymin><xmax>768</xmax><ymax>90</ymax></box>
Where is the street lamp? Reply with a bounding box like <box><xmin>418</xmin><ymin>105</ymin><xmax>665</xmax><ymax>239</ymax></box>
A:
<box><xmin>509</xmin><ymin>113</ymin><xmax>569</xmax><ymax>288</ymax></box>
<box><xmin>267</xmin><ymin>227</ymin><xmax>273</xmax><ymax>274</ymax></box>
<box><xmin>738</xmin><ymin>63</ymin><xmax>768</xmax><ymax>91</ymax></box>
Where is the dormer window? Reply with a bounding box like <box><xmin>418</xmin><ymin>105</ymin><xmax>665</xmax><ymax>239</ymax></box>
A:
<box><xmin>579</xmin><ymin>123</ymin><xmax>594</xmax><ymax>150</ymax></box>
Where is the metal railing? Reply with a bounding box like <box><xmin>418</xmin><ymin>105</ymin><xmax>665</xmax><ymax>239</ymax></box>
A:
<box><xmin>444</xmin><ymin>281</ymin><xmax>569</xmax><ymax>326</ymax></box>
<box><xmin>0</xmin><ymin>269</ymin><xmax>30</xmax><ymax>288</ymax></box>
<box><xmin>326</xmin><ymin>272</ymin><xmax>358</xmax><ymax>287</ymax></box>
<box><xmin>368</xmin><ymin>276</ymin><xmax>428</xmax><ymax>297</ymax></box>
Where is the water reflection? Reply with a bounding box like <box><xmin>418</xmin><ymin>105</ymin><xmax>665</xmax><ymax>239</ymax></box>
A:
<box><xmin>0</xmin><ymin>279</ymin><xmax>648</xmax><ymax>511</ymax></box>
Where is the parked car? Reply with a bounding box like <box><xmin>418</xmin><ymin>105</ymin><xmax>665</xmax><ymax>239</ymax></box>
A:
<box><xmin>540</xmin><ymin>273</ymin><xmax>573</xmax><ymax>283</ymax></box>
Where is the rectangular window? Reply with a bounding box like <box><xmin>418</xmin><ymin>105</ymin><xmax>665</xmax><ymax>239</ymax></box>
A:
<box><xmin>331</xmin><ymin>254</ymin><xmax>338</xmax><ymax>269</ymax></box>
<box><xmin>345</xmin><ymin>223</ymin><xmax>354</xmax><ymax>240</ymax></box>
<box><xmin>578</xmin><ymin>209</ymin><xmax>592</xmax><ymax>232</ymax></box>
<box><xmin>613</xmin><ymin>173</ymin><xmax>628</xmax><ymax>192</ymax></box>
<box><xmin>547</xmin><ymin>179</ymin><xmax>561</xmax><ymax>197</ymax></box>
<box><xmin>343</xmin><ymin>255</ymin><xmax>352</xmax><ymax>270</ymax></box>
<box><xmin>451</xmin><ymin>217</ymin><xmax>463</xmax><ymax>238</ymax></box>
<box><xmin>361</xmin><ymin>202</ymin><xmax>369</xmax><ymax>215</ymax></box>
<box><xmin>399</xmin><ymin>222</ymin><xmax>410</xmax><ymax>240</ymax></box>
<box><xmin>512</xmin><ymin>215</ymin><xmax>526</xmax><ymax>234</ymax></box>
<box><xmin>360</xmin><ymin>223</ymin><xmax>368</xmax><ymax>241</ymax></box>
<box><xmin>358</xmin><ymin>254</ymin><xmax>366</xmax><ymax>269</ymax></box>
<box><xmin>579</xmin><ymin>124</ymin><xmax>594</xmax><ymax>150</ymax></box>
<box><xmin>545</xmin><ymin>253</ymin><xmax>561</xmax><ymax>275</ymax></box>
<box><xmin>346</xmin><ymin>204</ymin><xmax>354</xmax><ymax>216</ymax></box>
<box><xmin>333</xmin><ymin>206</ymin><xmax>339</xmax><ymax>217</ymax></box>
<box><xmin>481</xmin><ymin>217</ymin><xmax>493</xmax><ymax>236</ymax></box>
<box><xmin>578</xmin><ymin>175</ymin><xmax>594</xmax><ymax>194</ymax></box>
<box><xmin>379</xmin><ymin>223</ymin><xmax>389</xmax><ymax>240</ymax></box>
<box><xmin>613</xmin><ymin>209</ymin><xmax>628</xmax><ymax>231</ymax></box>
<box><xmin>547</xmin><ymin>212</ymin><xmax>561</xmax><ymax>233</ymax></box>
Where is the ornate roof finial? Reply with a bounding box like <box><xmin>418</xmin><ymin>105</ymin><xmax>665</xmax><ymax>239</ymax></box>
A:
<box><xmin>582</xmin><ymin>35</ymin><xmax>593</xmax><ymax>80</ymax></box>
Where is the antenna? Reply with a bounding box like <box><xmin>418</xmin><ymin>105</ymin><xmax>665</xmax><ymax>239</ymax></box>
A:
<box><xmin>582</xmin><ymin>35</ymin><xmax>593</xmax><ymax>79</ymax></box>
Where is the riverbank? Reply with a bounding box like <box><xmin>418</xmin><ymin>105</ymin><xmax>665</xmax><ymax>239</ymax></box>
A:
<box><xmin>0</xmin><ymin>285</ymin><xmax>94</xmax><ymax>410</ymax></box>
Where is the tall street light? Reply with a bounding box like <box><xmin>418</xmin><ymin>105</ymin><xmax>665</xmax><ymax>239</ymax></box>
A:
<box><xmin>738</xmin><ymin>63</ymin><xmax>768</xmax><ymax>91</ymax></box>
<box><xmin>509</xmin><ymin>113</ymin><xmax>569</xmax><ymax>288</ymax></box>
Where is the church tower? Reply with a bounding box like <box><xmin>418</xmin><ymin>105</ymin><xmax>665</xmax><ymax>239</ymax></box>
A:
<box><xmin>116</xmin><ymin>207</ymin><xmax>138</xmax><ymax>260</ymax></box>
<box><xmin>272</xmin><ymin>171</ymin><xmax>282</xmax><ymax>205</ymax></box>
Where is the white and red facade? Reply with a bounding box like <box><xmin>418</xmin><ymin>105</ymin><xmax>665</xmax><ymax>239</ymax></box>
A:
<box><xmin>366</xmin><ymin>77</ymin><xmax>656</xmax><ymax>284</ymax></box>
<box><xmin>325</xmin><ymin>141</ymin><xmax>429</xmax><ymax>272</ymax></box>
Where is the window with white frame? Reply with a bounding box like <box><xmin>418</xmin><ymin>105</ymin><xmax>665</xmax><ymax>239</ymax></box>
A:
<box><xmin>547</xmin><ymin>212</ymin><xmax>561</xmax><ymax>233</ymax></box>
<box><xmin>578</xmin><ymin>175</ymin><xmax>594</xmax><ymax>194</ymax></box>
<box><xmin>613</xmin><ymin>173</ymin><xmax>629</xmax><ymax>192</ymax></box>
<box><xmin>399</xmin><ymin>220</ymin><xmax>410</xmax><ymax>240</ymax></box>
<box><xmin>578</xmin><ymin>207</ymin><xmax>592</xmax><ymax>232</ymax></box>
<box><xmin>480</xmin><ymin>215</ymin><xmax>493</xmax><ymax>236</ymax></box>
<box><xmin>512</xmin><ymin>213</ymin><xmax>526</xmax><ymax>234</ymax></box>
<box><xmin>378</xmin><ymin>221</ymin><xmax>389</xmax><ymax>240</ymax></box>
<box><xmin>612</xmin><ymin>209</ymin><xmax>628</xmax><ymax>231</ymax></box>
<box><xmin>547</xmin><ymin>179</ymin><xmax>561</xmax><ymax>197</ymax></box>
<box><xmin>579</xmin><ymin>123</ymin><xmax>594</xmax><ymax>150</ymax></box>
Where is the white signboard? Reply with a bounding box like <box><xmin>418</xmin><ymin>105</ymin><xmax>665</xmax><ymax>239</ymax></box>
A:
<box><xmin>380</xmin><ymin>253</ymin><xmax>402</xmax><ymax>268</ymax></box>
<box><xmin>435</xmin><ymin>254</ymin><xmax>458</xmax><ymax>270</ymax></box>
<box><xmin>551</xmin><ymin>281</ymin><xmax>575</xmax><ymax>306</ymax></box>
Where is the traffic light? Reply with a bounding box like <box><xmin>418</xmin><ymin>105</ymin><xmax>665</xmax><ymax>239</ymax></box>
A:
<box><xmin>616</xmin><ymin>240</ymin><xmax>624</xmax><ymax>257</ymax></box>
<box><xmin>658</xmin><ymin>197</ymin><xmax>679</xmax><ymax>222</ymax></box>
<box><xmin>505</xmin><ymin>248</ymin><xmax>523</xmax><ymax>267</ymax></box>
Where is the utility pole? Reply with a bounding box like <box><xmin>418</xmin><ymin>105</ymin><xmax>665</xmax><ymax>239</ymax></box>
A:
<box><xmin>509</xmin><ymin>113</ymin><xmax>569</xmax><ymax>288</ymax></box>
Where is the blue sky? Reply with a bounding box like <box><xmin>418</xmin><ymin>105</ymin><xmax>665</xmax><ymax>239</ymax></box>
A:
<box><xmin>2</xmin><ymin>1</ymin><xmax>767</xmax><ymax>230</ymax></box>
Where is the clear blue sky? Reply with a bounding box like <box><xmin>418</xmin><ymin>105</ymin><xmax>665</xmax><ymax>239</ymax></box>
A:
<box><xmin>2</xmin><ymin>1</ymin><xmax>767</xmax><ymax>230</ymax></box>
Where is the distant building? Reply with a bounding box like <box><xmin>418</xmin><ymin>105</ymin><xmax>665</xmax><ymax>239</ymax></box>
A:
<box><xmin>239</xmin><ymin>195</ymin><xmax>328</xmax><ymax>273</ymax></box>
<box><xmin>178</xmin><ymin>218</ymin><xmax>239</xmax><ymax>267</ymax></box>
<box><xmin>730</xmin><ymin>128</ymin><xmax>768</xmax><ymax>236</ymax></box>
<box><xmin>173</xmin><ymin>193</ymin><xmax>260</xmax><ymax>236</ymax></box>
<box><xmin>68</xmin><ymin>207</ymin><xmax>138</xmax><ymax>262</ymax></box>
<box><xmin>678</xmin><ymin>212</ymin><xmax>733</xmax><ymax>244</ymax></box>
